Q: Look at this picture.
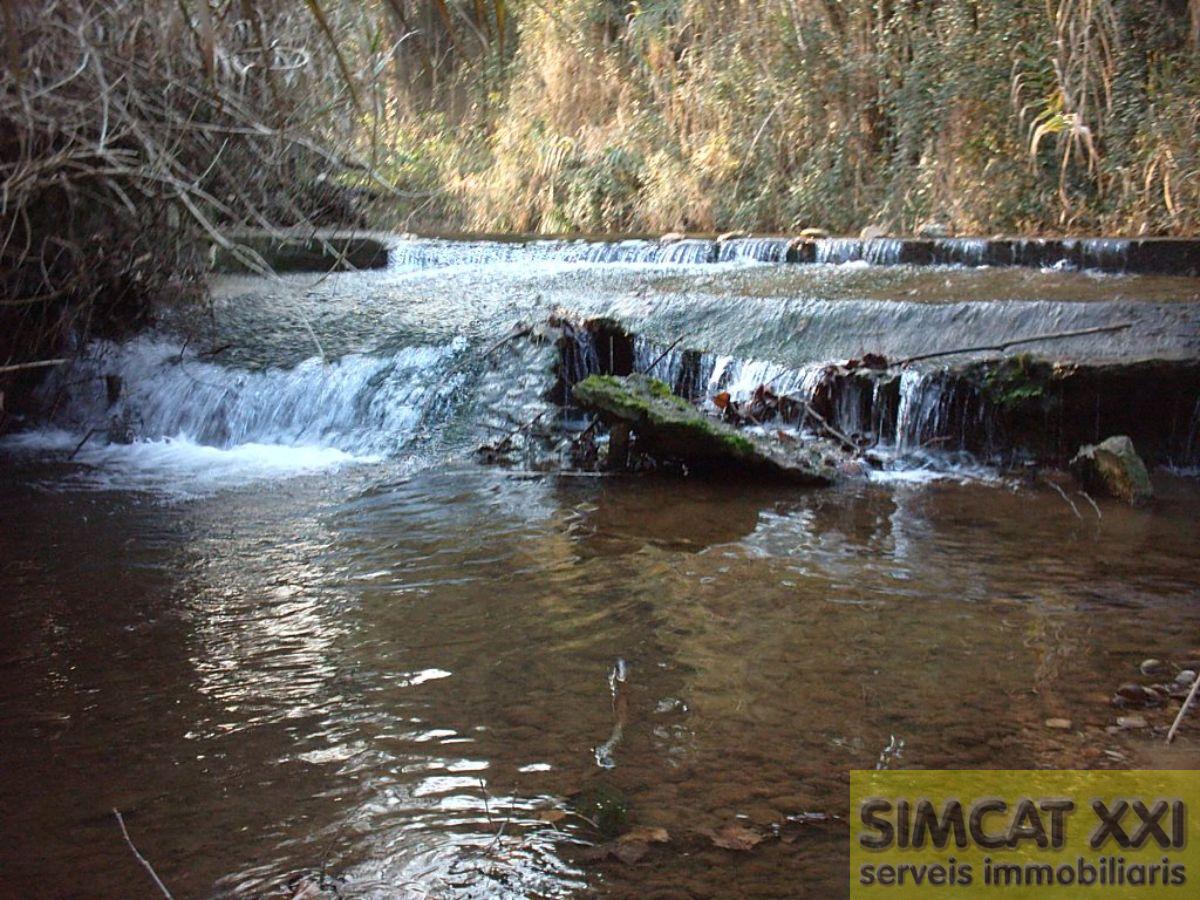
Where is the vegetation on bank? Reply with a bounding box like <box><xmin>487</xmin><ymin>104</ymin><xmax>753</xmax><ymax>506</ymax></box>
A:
<box><xmin>379</xmin><ymin>0</ymin><xmax>1200</xmax><ymax>237</ymax></box>
<box><xmin>1</xmin><ymin>0</ymin><xmax>1199</xmax><ymax>393</ymax></box>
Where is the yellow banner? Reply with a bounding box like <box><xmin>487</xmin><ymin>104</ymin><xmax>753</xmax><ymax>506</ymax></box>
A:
<box><xmin>850</xmin><ymin>770</ymin><xmax>1200</xmax><ymax>897</ymax></box>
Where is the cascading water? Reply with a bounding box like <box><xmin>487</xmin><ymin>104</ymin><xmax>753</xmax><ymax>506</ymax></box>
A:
<box><xmin>813</xmin><ymin>238</ymin><xmax>864</xmax><ymax>264</ymax></box>
<box><xmin>1</xmin><ymin>337</ymin><xmax>494</xmax><ymax>492</ymax></box>
<box><xmin>576</xmin><ymin>238</ymin><xmax>716</xmax><ymax>264</ymax></box>
<box><xmin>864</xmin><ymin>238</ymin><xmax>905</xmax><ymax>265</ymax></box>
<box><xmin>810</xmin><ymin>238</ymin><xmax>904</xmax><ymax>266</ymax></box>
<box><xmin>378</xmin><ymin>234</ymin><xmax>1181</xmax><ymax>274</ymax></box>
<box><xmin>632</xmin><ymin>338</ymin><xmax>1027</xmax><ymax>476</ymax></box>
<box><xmin>715</xmin><ymin>237</ymin><xmax>792</xmax><ymax>263</ymax></box>
<box><xmin>1080</xmin><ymin>238</ymin><xmax>1130</xmax><ymax>271</ymax></box>
<box><xmin>7</xmin><ymin>236</ymin><xmax>1196</xmax><ymax>496</ymax></box>
<box><xmin>41</xmin><ymin>337</ymin><xmax>470</xmax><ymax>458</ymax></box>
<box><xmin>931</xmin><ymin>238</ymin><xmax>989</xmax><ymax>266</ymax></box>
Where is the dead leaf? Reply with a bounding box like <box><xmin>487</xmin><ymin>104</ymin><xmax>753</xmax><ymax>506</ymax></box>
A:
<box><xmin>576</xmin><ymin>836</ymin><xmax>660</xmax><ymax>865</ymax></box>
<box><xmin>619</xmin><ymin>826</ymin><xmax>669</xmax><ymax>845</ymax></box>
<box><xmin>703</xmin><ymin>823</ymin><xmax>764</xmax><ymax>851</ymax></box>
<box><xmin>712</xmin><ymin>391</ymin><xmax>730</xmax><ymax>410</ymax></box>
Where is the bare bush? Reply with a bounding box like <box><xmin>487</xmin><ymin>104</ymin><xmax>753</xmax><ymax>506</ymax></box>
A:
<box><xmin>0</xmin><ymin>0</ymin><xmax>375</xmax><ymax>380</ymax></box>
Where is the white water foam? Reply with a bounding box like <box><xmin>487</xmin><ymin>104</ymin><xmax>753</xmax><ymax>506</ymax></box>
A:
<box><xmin>3</xmin><ymin>336</ymin><xmax>469</xmax><ymax>495</ymax></box>
<box><xmin>2</xmin><ymin>428</ymin><xmax>369</xmax><ymax>496</ymax></box>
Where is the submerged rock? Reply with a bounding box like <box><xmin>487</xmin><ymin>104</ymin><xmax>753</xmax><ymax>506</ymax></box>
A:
<box><xmin>572</xmin><ymin>782</ymin><xmax>629</xmax><ymax>840</ymax></box>
<box><xmin>572</xmin><ymin>374</ymin><xmax>837</xmax><ymax>484</ymax></box>
<box><xmin>1140</xmin><ymin>659</ymin><xmax>1169</xmax><ymax>676</ymax></box>
<box><xmin>1070</xmin><ymin>435</ymin><xmax>1153</xmax><ymax>505</ymax></box>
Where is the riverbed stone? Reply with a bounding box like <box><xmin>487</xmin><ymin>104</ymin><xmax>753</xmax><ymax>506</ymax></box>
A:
<box><xmin>572</xmin><ymin>374</ymin><xmax>837</xmax><ymax>485</ymax></box>
<box><xmin>1116</xmin><ymin>715</ymin><xmax>1149</xmax><ymax>730</ymax></box>
<box><xmin>1140</xmin><ymin>658</ymin><xmax>1169</xmax><ymax>676</ymax></box>
<box><xmin>1069</xmin><ymin>435</ymin><xmax>1153</xmax><ymax>505</ymax></box>
<box><xmin>572</xmin><ymin>782</ymin><xmax>630</xmax><ymax>839</ymax></box>
<box><xmin>1112</xmin><ymin>683</ymin><xmax>1161</xmax><ymax>708</ymax></box>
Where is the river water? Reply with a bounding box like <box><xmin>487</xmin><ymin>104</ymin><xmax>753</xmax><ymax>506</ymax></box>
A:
<box><xmin>1</xmin><ymin>244</ymin><xmax>1199</xmax><ymax>897</ymax></box>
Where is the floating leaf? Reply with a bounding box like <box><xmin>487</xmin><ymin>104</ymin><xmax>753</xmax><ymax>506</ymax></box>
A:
<box><xmin>704</xmin><ymin>824</ymin><xmax>764</xmax><ymax>851</ymax></box>
<box><xmin>619</xmin><ymin>826</ymin><xmax>669</xmax><ymax>845</ymax></box>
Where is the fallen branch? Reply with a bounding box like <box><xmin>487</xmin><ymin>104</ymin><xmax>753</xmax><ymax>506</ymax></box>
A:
<box><xmin>68</xmin><ymin>427</ymin><xmax>98</xmax><ymax>460</ymax></box>
<box><xmin>640</xmin><ymin>335</ymin><xmax>687</xmax><ymax>375</ymax></box>
<box><xmin>113</xmin><ymin>808</ymin><xmax>174</xmax><ymax>899</ymax></box>
<box><xmin>1044</xmin><ymin>479</ymin><xmax>1082</xmax><ymax>519</ymax></box>
<box><xmin>1167</xmin><ymin>673</ymin><xmax>1200</xmax><ymax>744</ymax></box>
<box><xmin>0</xmin><ymin>358</ymin><xmax>67</xmax><ymax>375</ymax></box>
<box><xmin>891</xmin><ymin>323</ymin><xmax>1132</xmax><ymax>367</ymax></box>
<box><xmin>783</xmin><ymin>394</ymin><xmax>862</xmax><ymax>456</ymax></box>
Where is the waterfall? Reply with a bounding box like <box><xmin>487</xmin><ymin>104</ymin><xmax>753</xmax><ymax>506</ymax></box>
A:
<box><xmin>864</xmin><ymin>239</ymin><xmax>904</xmax><ymax>265</ymax></box>
<box><xmin>814</xmin><ymin>238</ymin><xmax>864</xmax><ymax>264</ymax></box>
<box><xmin>715</xmin><ymin>238</ymin><xmax>792</xmax><ymax>263</ymax></box>
<box><xmin>1080</xmin><ymin>238</ymin><xmax>1130</xmax><ymax>272</ymax></box>
<box><xmin>379</xmin><ymin>235</ymin><xmax>1167</xmax><ymax>274</ymax></box>
<box><xmin>809</xmin><ymin>238</ymin><xmax>903</xmax><ymax>266</ymax></box>
<box><xmin>37</xmin><ymin>337</ymin><xmax>470</xmax><ymax>458</ymax></box>
<box><xmin>574</xmin><ymin>238</ymin><xmax>716</xmax><ymax>264</ymax></box>
<box><xmin>931</xmin><ymin>238</ymin><xmax>989</xmax><ymax>266</ymax></box>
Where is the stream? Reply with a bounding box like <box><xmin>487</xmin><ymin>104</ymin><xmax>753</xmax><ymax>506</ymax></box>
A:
<box><xmin>1</xmin><ymin>242</ymin><xmax>1199</xmax><ymax>898</ymax></box>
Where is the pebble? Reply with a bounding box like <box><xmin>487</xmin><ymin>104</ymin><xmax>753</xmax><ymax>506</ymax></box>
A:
<box><xmin>1044</xmin><ymin>718</ymin><xmax>1073</xmax><ymax>730</ymax></box>
<box><xmin>1116</xmin><ymin>715</ymin><xmax>1148</xmax><ymax>730</ymax></box>
<box><xmin>1175</xmin><ymin>670</ymin><xmax>1197</xmax><ymax>686</ymax></box>
<box><xmin>1112</xmin><ymin>683</ymin><xmax>1161</xmax><ymax>708</ymax></box>
<box><xmin>1140</xmin><ymin>659</ymin><xmax>1169</xmax><ymax>676</ymax></box>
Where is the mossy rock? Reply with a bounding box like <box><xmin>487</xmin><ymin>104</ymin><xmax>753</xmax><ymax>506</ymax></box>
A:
<box><xmin>571</xmin><ymin>782</ymin><xmax>630</xmax><ymax>840</ymax></box>
<box><xmin>572</xmin><ymin>373</ymin><xmax>836</xmax><ymax>484</ymax></box>
<box><xmin>1070</xmin><ymin>435</ymin><xmax>1153</xmax><ymax>506</ymax></box>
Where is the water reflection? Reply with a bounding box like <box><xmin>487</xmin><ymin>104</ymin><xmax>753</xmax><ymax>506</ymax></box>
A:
<box><xmin>1</xmin><ymin>463</ymin><xmax>1199</xmax><ymax>897</ymax></box>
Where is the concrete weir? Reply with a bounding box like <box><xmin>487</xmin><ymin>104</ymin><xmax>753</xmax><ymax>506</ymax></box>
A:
<box><xmin>384</xmin><ymin>232</ymin><xmax>1199</xmax><ymax>275</ymax></box>
<box><xmin>788</xmin><ymin>236</ymin><xmax>1200</xmax><ymax>275</ymax></box>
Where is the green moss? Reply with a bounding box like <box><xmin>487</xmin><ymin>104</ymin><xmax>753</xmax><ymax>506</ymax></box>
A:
<box><xmin>571</xmin><ymin>373</ymin><xmax>833</xmax><ymax>483</ymax></box>
<box><xmin>981</xmin><ymin>354</ymin><xmax>1054</xmax><ymax>410</ymax></box>
<box><xmin>572</xmin><ymin>782</ymin><xmax>629</xmax><ymax>840</ymax></box>
<box><xmin>573</xmin><ymin>374</ymin><xmax>691</xmax><ymax>416</ymax></box>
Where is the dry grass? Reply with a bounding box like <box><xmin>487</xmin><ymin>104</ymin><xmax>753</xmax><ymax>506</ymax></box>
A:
<box><xmin>379</xmin><ymin>0</ymin><xmax>1200</xmax><ymax>237</ymax></box>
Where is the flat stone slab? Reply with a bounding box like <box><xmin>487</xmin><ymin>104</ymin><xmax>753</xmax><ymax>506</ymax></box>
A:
<box><xmin>573</xmin><ymin>374</ymin><xmax>837</xmax><ymax>485</ymax></box>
